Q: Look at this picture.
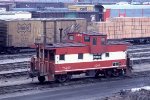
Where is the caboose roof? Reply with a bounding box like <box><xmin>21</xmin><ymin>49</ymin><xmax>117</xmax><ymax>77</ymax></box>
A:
<box><xmin>44</xmin><ymin>41</ymin><xmax>128</xmax><ymax>49</ymax></box>
<box><xmin>45</xmin><ymin>42</ymin><xmax>86</xmax><ymax>49</ymax></box>
<box><xmin>68</xmin><ymin>32</ymin><xmax>106</xmax><ymax>36</ymax></box>
<box><xmin>83</xmin><ymin>32</ymin><xmax>106</xmax><ymax>36</ymax></box>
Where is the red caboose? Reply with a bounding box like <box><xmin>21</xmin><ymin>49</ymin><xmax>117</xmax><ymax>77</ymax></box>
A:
<box><xmin>30</xmin><ymin>32</ymin><xmax>130</xmax><ymax>83</ymax></box>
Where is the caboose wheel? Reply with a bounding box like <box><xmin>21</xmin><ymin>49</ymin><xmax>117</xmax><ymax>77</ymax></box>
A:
<box><xmin>112</xmin><ymin>71</ymin><xmax>119</xmax><ymax>77</ymax></box>
<box><xmin>55</xmin><ymin>74</ymin><xmax>70</xmax><ymax>83</ymax></box>
<box><xmin>94</xmin><ymin>70</ymin><xmax>100</xmax><ymax>78</ymax></box>
<box><xmin>105</xmin><ymin>70</ymin><xmax>112</xmax><ymax>78</ymax></box>
<box><xmin>112</xmin><ymin>69</ymin><xmax>119</xmax><ymax>77</ymax></box>
<box><xmin>38</xmin><ymin>76</ymin><xmax>45</xmax><ymax>83</ymax></box>
<box><xmin>94</xmin><ymin>73</ymin><xmax>99</xmax><ymax>78</ymax></box>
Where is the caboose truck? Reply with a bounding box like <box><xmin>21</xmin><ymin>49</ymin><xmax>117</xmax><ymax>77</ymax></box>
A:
<box><xmin>30</xmin><ymin>32</ymin><xmax>130</xmax><ymax>83</ymax></box>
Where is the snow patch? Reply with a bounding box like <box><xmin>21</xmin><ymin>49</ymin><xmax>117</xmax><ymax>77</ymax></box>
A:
<box><xmin>131</xmin><ymin>88</ymin><xmax>141</xmax><ymax>92</ymax></box>
<box><xmin>131</xmin><ymin>86</ymin><xmax>150</xmax><ymax>92</ymax></box>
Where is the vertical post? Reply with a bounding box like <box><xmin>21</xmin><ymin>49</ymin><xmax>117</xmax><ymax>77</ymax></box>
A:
<box><xmin>54</xmin><ymin>20</ymin><xmax>57</xmax><ymax>43</ymax></box>
<box><xmin>43</xmin><ymin>20</ymin><xmax>46</xmax><ymax>45</ymax></box>
<box><xmin>38</xmin><ymin>44</ymin><xmax>41</xmax><ymax>71</ymax></box>
<box><xmin>59</xmin><ymin>28</ymin><xmax>63</xmax><ymax>42</ymax></box>
<box><xmin>42</xmin><ymin>20</ymin><xmax>46</xmax><ymax>74</ymax></box>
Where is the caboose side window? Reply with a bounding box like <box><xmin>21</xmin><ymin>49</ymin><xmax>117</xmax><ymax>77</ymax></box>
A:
<box><xmin>101</xmin><ymin>37</ymin><xmax>106</xmax><ymax>45</ymax></box>
<box><xmin>68</xmin><ymin>35</ymin><xmax>74</xmax><ymax>40</ymax></box>
<box><xmin>93</xmin><ymin>37</ymin><xmax>97</xmax><ymax>45</ymax></box>
<box><xmin>60</xmin><ymin>54</ymin><xmax>65</xmax><ymax>60</ymax></box>
<box><xmin>84</xmin><ymin>36</ymin><xmax>90</xmax><ymax>42</ymax></box>
<box><xmin>105</xmin><ymin>53</ymin><xmax>109</xmax><ymax>57</ymax></box>
<box><xmin>112</xmin><ymin>62</ymin><xmax>119</xmax><ymax>66</ymax></box>
<box><xmin>78</xmin><ymin>53</ymin><xmax>83</xmax><ymax>59</ymax></box>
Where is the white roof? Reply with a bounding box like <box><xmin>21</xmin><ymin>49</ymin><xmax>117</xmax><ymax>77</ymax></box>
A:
<box><xmin>70</xmin><ymin>5</ymin><xmax>94</xmax><ymax>7</ymax></box>
<box><xmin>0</xmin><ymin>11</ymin><xmax>31</xmax><ymax>14</ymax></box>
<box><xmin>0</xmin><ymin>18</ymin><xmax>85</xmax><ymax>21</ymax></box>
<box><xmin>102</xmin><ymin>5</ymin><xmax>150</xmax><ymax>9</ymax></box>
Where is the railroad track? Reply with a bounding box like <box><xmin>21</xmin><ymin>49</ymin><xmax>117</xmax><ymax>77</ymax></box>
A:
<box><xmin>0</xmin><ymin>62</ymin><xmax>30</xmax><ymax>71</ymax></box>
<box><xmin>0</xmin><ymin>71</ymin><xmax>150</xmax><ymax>95</ymax></box>
<box><xmin>128</xmin><ymin>44</ymin><xmax>150</xmax><ymax>49</ymax></box>
<box><xmin>0</xmin><ymin>61</ymin><xmax>30</xmax><ymax>79</ymax></box>
<box><xmin>0</xmin><ymin>72</ymin><xmax>28</xmax><ymax>80</ymax></box>
<box><xmin>129</xmin><ymin>51</ymin><xmax>150</xmax><ymax>57</ymax></box>
<box><xmin>127</xmin><ymin>45</ymin><xmax>150</xmax><ymax>64</ymax></box>
<box><xmin>128</xmin><ymin>48</ymin><xmax>150</xmax><ymax>54</ymax></box>
<box><xmin>0</xmin><ymin>48</ymin><xmax>36</xmax><ymax>55</ymax></box>
<box><xmin>0</xmin><ymin>69</ymin><xmax>28</xmax><ymax>79</ymax></box>
<box><xmin>0</xmin><ymin>53</ymin><xmax>35</xmax><ymax>60</ymax></box>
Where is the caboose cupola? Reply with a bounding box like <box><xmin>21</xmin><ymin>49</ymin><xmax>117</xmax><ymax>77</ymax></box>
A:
<box><xmin>67</xmin><ymin>32</ymin><xmax>107</xmax><ymax>54</ymax></box>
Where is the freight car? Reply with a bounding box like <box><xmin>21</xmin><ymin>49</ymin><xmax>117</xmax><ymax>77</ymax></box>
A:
<box><xmin>29</xmin><ymin>32</ymin><xmax>131</xmax><ymax>83</ymax></box>
<box><xmin>88</xmin><ymin>17</ymin><xmax>150</xmax><ymax>44</ymax></box>
<box><xmin>0</xmin><ymin>18</ymin><xmax>87</xmax><ymax>54</ymax></box>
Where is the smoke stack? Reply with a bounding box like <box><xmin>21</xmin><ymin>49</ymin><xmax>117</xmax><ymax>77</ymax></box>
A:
<box><xmin>59</xmin><ymin>28</ymin><xmax>63</xmax><ymax>42</ymax></box>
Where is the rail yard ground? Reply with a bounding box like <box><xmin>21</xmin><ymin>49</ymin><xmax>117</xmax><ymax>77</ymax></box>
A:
<box><xmin>100</xmin><ymin>88</ymin><xmax>150</xmax><ymax>100</ymax></box>
<box><xmin>0</xmin><ymin>72</ymin><xmax>150</xmax><ymax>100</ymax></box>
<box><xmin>0</xmin><ymin>44</ymin><xmax>150</xmax><ymax>100</ymax></box>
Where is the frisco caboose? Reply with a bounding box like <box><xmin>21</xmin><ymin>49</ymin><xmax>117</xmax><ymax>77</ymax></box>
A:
<box><xmin>30</xmin><ymin>32</ymin><xmax>130</xmax><ymax>83</ymax></box>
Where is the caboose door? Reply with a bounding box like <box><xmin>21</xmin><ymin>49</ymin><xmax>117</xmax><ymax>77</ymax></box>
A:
<box><xmin>47</xmin><ymin>50</ymin><xmax>56</xmax><ymax>80</ymax></box>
